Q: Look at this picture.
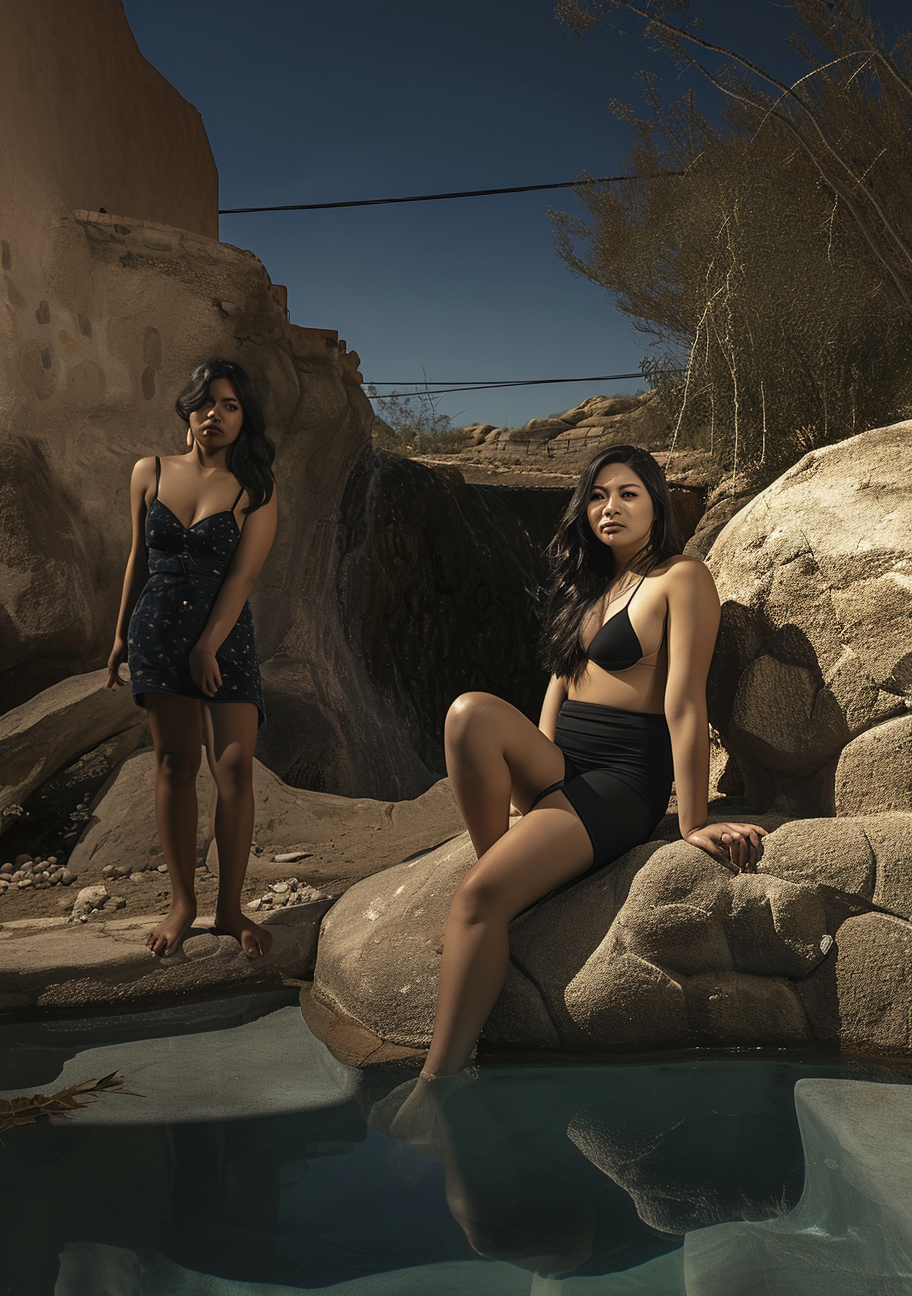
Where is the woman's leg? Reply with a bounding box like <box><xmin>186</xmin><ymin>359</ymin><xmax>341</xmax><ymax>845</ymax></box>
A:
<box><xmin>425</xmin><ymin>793</ymin><xmax>593</xmax><ymax>1078</ymax></box>
<box><xmin>445</xmin><ymin>692</ymin><xmax>568</xmax><ymax>858</ymax></box>
<box><xmin>202</xmin><ymin>702</ymin><xmax>272</xmax><ymax>958</ymax></box>
<box><xmin>145</xmin><ymin>694</ymin><xmax>204</xmax><ymax>956</ymax></box>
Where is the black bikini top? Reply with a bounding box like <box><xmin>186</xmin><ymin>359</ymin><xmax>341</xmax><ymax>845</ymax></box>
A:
<box><xmin>587</xmin><ymin>575</ymin><xmax>662</xmax><ymax>673</ymax></box>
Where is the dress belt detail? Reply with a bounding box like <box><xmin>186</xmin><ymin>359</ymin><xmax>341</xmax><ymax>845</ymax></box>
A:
<box><xmin>149</xmin><ymin>552</ymin><xmax>229</xmax><ymax>583</ymax></box>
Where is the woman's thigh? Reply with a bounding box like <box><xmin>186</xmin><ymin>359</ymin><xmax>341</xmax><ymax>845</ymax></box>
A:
<box><xmin>446</xmin><ymin>692</ymin><xmax>567</xmax><ymax>813</ymax></box>
<box><xmin>455</xmin><ymin>795</ymin><xmax>595</xmax><ymax>921</ymax></box>
<box><xmin>202</xmin><ymin>701</ymin><xmax>258</xmax><ymax>772</ymax></box>
<box><xmin>146</xmin><ymin>694</ymin><xmax>203</xmax><ymax>764</ymax></box>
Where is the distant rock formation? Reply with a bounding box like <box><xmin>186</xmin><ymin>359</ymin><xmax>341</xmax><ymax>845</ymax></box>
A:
<box><xmin>463</xmin><ymin>391</ymin><xmax>672</xmax><ymax>455</ymax></box>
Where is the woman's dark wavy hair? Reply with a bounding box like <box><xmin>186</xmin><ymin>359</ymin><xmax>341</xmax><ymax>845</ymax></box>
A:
<box><xmin>175</xmin><ymin>358</ymin><xmax>275</xmax><ymax>513</ymax></box>
<box><xmin>541</xmin><ymin>444</ymin><xmax>682</xmax><ymax>684</ymax></box>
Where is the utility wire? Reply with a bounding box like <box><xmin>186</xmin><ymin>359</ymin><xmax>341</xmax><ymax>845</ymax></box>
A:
<box><xmin>367</xmin><ymin>373</ymin><xmax>644</xmax><ymax>395</ymax></box>
<box><xmin>218</xmin><ymin>174</ymin><xmax>681</xmax><ymax>215</ymax></box>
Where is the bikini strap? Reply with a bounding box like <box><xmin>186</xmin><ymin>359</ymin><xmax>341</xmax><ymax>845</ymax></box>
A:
<box><xmin>154</xmin><ymin>456</ymin><xmax>161</xmax><ymax>499</ymax></box>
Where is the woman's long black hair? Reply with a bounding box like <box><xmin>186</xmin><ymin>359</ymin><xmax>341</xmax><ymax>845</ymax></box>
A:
<box><xmin>541</xmin><ymin>444</ymin><xmax>682</xmax><ymax>684</ymax></box>
<box><xmin>175</xmin><ymin>358</ymin><xmax>276</xmax><ymax>513</ymax></box>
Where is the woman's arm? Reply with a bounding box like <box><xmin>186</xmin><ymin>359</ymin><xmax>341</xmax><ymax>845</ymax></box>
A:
<box><xmin>663</xmin><ymin>558</ymin><xmax>719</xmax><ymax>838</ymax></box>
<box><xmin>663</xmin><ymin>559</ymin><xmax>766</xmax><ymax>870</ymax></box>
<box><xmin>106</xmin><ymin>457</ymin><xmax>156</xmax><ymax>689</ymax></box>
<box><xmin>189</xmin><ymin>489</ymin><xmax>278</xmax><ymax>696</ymax></box>
<box><xmin>538</xmin><ymin>674</ymin><xmax>568</xmax><ymax>741</ymax></box>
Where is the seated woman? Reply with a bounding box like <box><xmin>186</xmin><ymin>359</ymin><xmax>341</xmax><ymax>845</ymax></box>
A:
<box><xmin>416</xmin><ymin>444</ymin><xmax>766</xmax><ymax>1084</ymax></box>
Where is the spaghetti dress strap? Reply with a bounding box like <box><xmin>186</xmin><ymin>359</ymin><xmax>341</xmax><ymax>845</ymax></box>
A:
<box><xmin>230</xmin><ymin>483</ymin><xmax>245</xmax><ymax>513</ymax></box>
<box><xmin>154</xmin><ymin>456</ymin><xmax>161</xmax><ymax>498</ymax></box>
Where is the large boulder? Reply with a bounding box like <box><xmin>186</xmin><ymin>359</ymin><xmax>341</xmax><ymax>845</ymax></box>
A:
<box><xmin>707</xmin><ymin>424</ymin><xmax>912</xmax><ymax>815</ymax></box>
<box><xmin>0</xmin><ymin>669</ymin><xmax>145</xmax><ymax>815</ymax></box>
<box><xmin>308</xmin><ymin>812</ymin><xmax>912</xmax><ymax>1062</ymax></box>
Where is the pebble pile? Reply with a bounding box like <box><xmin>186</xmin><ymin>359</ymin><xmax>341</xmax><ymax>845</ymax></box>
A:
<box><xmin>1</xmin><ymin>853</ymin><xmax>75</xmax><ymax>893</ymax></box>
<box><xmin>248</xmin><ymin>877</ymin><xmax>328</xmax><ymax>911</ymax></box>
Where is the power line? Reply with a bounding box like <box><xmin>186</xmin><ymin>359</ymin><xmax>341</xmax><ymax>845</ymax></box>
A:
<box><xmin>218</xmin><ymin>174</ymin><xmax>681</xmax><ymax>215</ymax></box>
<box><xmin>367</xmin><ymin>373</ymin><xmax>644</xmax><ymax>395</ymax></box>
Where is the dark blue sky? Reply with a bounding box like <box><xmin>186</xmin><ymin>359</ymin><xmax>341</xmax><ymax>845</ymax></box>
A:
<box><xmin>121</xmin><ymin>0</ymin><xmax>910</xmax><ymax>428</ymax></box>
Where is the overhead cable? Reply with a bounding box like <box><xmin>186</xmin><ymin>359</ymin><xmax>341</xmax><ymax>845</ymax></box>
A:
<box><xmin>367</xmin><ymin>373</ymin><xmax>643</xmax><ymax>395</ymax></box>
<box><xmin>218</xmin><ymin>174</ymin><xmax>681</xmax><ymax>215</ymax></box>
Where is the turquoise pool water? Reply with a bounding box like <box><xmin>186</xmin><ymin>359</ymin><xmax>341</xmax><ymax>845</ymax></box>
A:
<box><xmin>1</xmin><ymin>992</ymin><xmax>911</xmax><ymax>1295</ymax></box>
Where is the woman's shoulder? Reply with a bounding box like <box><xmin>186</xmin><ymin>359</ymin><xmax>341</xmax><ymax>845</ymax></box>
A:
<box><xmin>130</xmin><ymin>455</ymin><xmax>158</xmax><ymax>483</ymax></box>
<box><xmin>650</xmin><ymin>552</ymin><xmax>710</xmax><ymax>578</ymax></box>
<box><xmin>650</xmin><ymin>553</ymin><xmax>717</xmax><ymax>596</ymax></box>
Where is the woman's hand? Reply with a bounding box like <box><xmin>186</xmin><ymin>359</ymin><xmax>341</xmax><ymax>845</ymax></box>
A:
<box><xmin>189</xmin><ymin>645</ymin><xmax>222</xmax><ymax>697</ymax></box>
<box><xmin>106</xmin><ymin>638</ymin><xmax>127</xmax><ymax>690</ymax></box>
<box><xmin>685</xmin><ymin>822</ymin><xmax>768</xmax><ymax>873</ymax></box>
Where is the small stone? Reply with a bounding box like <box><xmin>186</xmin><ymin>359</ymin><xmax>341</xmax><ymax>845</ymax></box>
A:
<box><xmin>248</xmin><ymin>898</ymin><xmax>261</xmax><ymax>911</ymax></box>
<box><xmin>60</xmin><ymin>869</ymin><xmax>75</xmax><ymax>885</ymax></box>
<box><xmin>38</xmin><ymin>871</ymin><xmax>50</xmax><ymax>882</ymax></box>
<box><xmin>0</xmin><ymin>864</ymin><xmax>12</xmax><ymax>874</ymax></box>
<box><xmin>273</xmin><ymin>851</ymin><xmax>311</xmax><ymax>864</ymax></box>
<box><xmin>46</xmin><ymin>857</ymin><xmax>57</xmax><ymax>865</ymax></box>
<box><xmin>271</xmin><ymin>882</ymin><xmax>289</xmax><ymax>895</ymax></box>
<box><xmin>157</xmin><ymin>864</ymin><xmax>167</xmax><ymax>873</ymax></box>
<box><xmin>101</xmin><ymin>865</ymin><xmax>115</xmax><ymax>877</ymax></box>
<box><xmin>11</xmin><ymin>871</ymin><xmax>23</xmax><ymax>882</ymax></box>
<box><xmin>49</xmin><ymin>873</ymin><xmax>61</xmax><ymax>886</ymax></box>
<box><xmin>14</xmin><ymin>854</ymin><xmax>32</xmax><ymax>867</ymax></box>
<box><xmin>129</xmin><ymin>872</ymin><xmax>145</xmax><ymax>883</ymax></box>
<box><xmin>17</xmin><ymin>878</ymin><xmax>33</xmax><ymax>889</ymax></box>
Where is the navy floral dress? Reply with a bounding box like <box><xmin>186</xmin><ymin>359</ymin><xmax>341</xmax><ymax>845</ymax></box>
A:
<box><xmin>127</xmin><ymin>457</ymin><xmax>265</xmax><ymax>724</ymax></box>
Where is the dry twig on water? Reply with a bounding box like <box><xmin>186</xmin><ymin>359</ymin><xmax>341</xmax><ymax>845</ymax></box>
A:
<box><xmin>0</xmin><ymin>1071</ymin><xmax>143</xmax><ymax>1141</ymax></box>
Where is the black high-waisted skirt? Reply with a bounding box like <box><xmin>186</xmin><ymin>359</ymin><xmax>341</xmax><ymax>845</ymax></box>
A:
<box><xmin>531</xmin><ymin>700</ymin><xmax>673</xmax><ymax>872</ymax></box>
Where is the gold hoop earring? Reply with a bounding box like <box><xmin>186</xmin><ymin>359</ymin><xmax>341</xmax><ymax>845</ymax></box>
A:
<box><xmin>186</xmin><ymin>428</ymin><xmax>194</xmax><ymax>448</ymax></box>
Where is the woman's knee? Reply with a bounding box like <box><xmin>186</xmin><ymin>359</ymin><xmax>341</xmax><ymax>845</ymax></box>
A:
<box><xmin>209</xmin><ymin>751</ymin><xmax>253</xmax><ymax>800</ymax></box>
<box><xmin>156</xmin><ymin>749</ymin><xmax>200</xmax><ymax>788</ymax></box>
<box><xmin>445</xmin><ymin>692</ymin><xmax>503</xmax><ymax>747</ymax></box>
<box><xmin>449</xmin><ymin>869</ymin><xmax>510</xmax><ymax>926</ymax></box>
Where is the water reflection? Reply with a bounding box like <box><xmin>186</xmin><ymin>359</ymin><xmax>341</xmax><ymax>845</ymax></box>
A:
<box><xmin>1</xmin><ymin>995</ymin><xmax>911</xmax><ymax>1294</ymax></box>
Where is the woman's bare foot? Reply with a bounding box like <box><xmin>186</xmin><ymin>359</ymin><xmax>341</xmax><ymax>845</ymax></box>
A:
<box><xmin>388</xmin><ymin>1068</ymin><xmax>476</xmax><ymax>1151</ymax></box>
<box><xmin>147</xmin><ymin>900</ymin><xmax>197</xmax><ymax>957</ymax></box>
<box><xmin>213</xmin><ymin>906</ymin><xmax>273</xmax><ymax>958</ymax></box>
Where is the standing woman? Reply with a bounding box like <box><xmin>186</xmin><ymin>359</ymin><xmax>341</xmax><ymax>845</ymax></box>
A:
<box><xmin>107</xmin><ymin>358</ymin><xmax>277</xmax><ymax>958</ymax></box>
<box><xmin>417</xmin><ymin>445</ymin><xmax>766</xmax><ymax>1083</ymax></box>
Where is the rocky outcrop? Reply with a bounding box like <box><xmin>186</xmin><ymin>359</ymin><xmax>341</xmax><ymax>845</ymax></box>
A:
<box><xmin>0</xmin><ymin>669</ymin><xmax>145</xmax><ymax>813</ymax></box>
<box><xmin>66</xmin><ymin>749</ymin><xmax>463</xmax><ymax>892</ymax></box>
<box><xmin>2</xmin><ymin>0</ymin><xmax>532</xmax><ymax>802</ymax></box>
<box><xmin>308</xmin><ymin>812</ymin><xmax>912</xmax><ymax>1062</ymax></box>
<box><xmin>707</xmin><ymin>424</ymin><xmax>912</xmax><ymax>815</ymax></box>
<box><xmin>336</xmin><ymin>451</ymin><xmax>550</xmax><ymax>774</ymax></box>
<box><xmin>472</xmin><ymin>392</ymin><xmax>672</xmax><ymax>456</ymax></box>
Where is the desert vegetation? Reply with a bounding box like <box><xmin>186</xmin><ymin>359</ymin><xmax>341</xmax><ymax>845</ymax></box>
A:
<box><xmin>552</xmin><ymin>0</ymin><xmax>912</xmax><ymax>474</ymax></box>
